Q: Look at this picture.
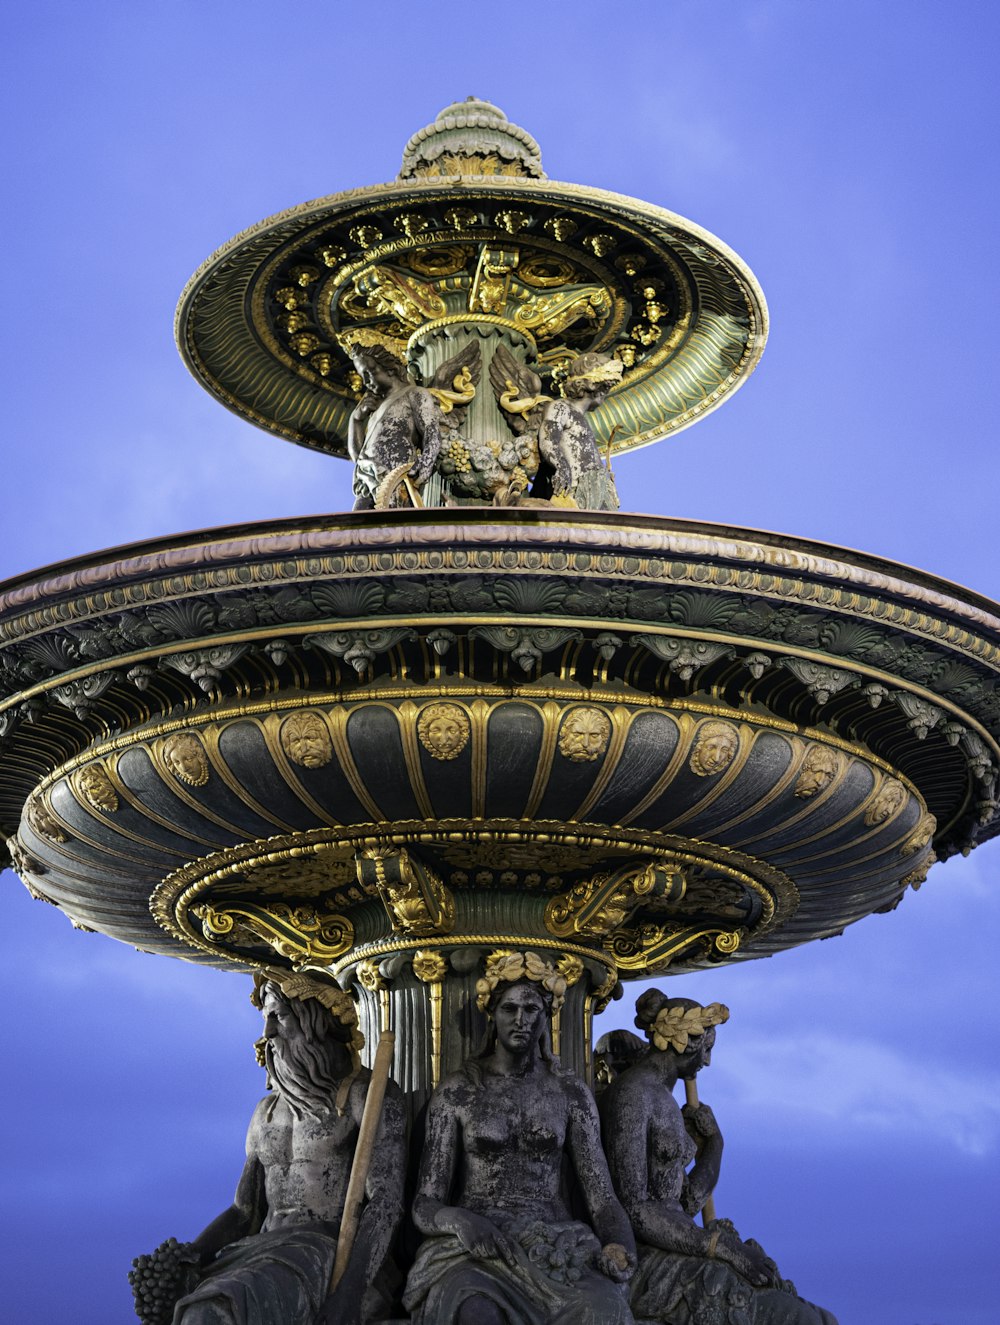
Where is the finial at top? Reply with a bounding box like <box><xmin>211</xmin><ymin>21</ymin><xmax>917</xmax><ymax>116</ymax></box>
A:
<box><xmin>398</xmin><ymin>98</ymin><xmax>545</xmax><ymax>180</ymax></box>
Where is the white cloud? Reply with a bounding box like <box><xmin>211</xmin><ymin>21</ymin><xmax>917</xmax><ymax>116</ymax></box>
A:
<box><xmin>715</xmin><ymin>1030</ymin><xmax>1000</xmax><ymax>1158</ymax></box>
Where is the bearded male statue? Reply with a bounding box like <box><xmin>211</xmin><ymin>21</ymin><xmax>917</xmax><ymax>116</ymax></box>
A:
<box><xmin>131</xmin><ymin>970</ymin><xmax>405</xmax><ymax>1325</ymax></box>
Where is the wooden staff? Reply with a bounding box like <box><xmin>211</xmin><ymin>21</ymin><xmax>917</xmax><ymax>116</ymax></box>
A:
<box><xmin>329</xmin><ymin>1031</ymin><xmax>396</xmax><ymax>1293</ymax></box>
<box><xmin>684</xmin><ymin>1077</ymin><xmax>717</xmax><ymax>1225</ymax></box>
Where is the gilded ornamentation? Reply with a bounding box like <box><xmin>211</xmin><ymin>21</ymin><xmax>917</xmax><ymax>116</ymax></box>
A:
<box><xmin>193</xmin><ymin>900</ymin><xmax>354</xmax><ymax>965</ymax></box>
<box><xmin>689</xmin><ymin>721</ymin><xmax>740</xmax><ymax>777</ymax></box>
<box><xmin>347</xmin><ymin>264</ymin><xmax>446</xmax><ymax>329</ymax></box>
<box><xmin>163</xmin><ymin>732</ymin><xmax>210</xmax><ymax>787</ymax></box>
<box><xmin>494</xmin><ymin>209</ymin><xmax>533</xmax><ymax>235</ymax></box>
<box><xmin>442</xmin><ymin>206</ymin><xmax>479</xmax><ymax>230</ymax></box>
<box><xmin>405</xmin><ymin>245</ymin><xmax>472</xmax><ymax>277</ymax></box>
<box><xmin>545</xmin><ymin>859</ymin><xmax>687</xmax><ymax>939</ymax></box>
<box><xmin>543</xmin><ymin>216</ymin><xmax>578</xmax><ymax>242</ymax></box>
<box><xmin>357</xmin><ymin>847</ymin><xmax>455</xmax><ymax>937</ymax></box>
<box><xmin>558</xmin><ymin>706</ymin><xmax>611</xmax><ymax>762</ymax></box>
<box><xmin>356</xmin><ymin>958</ymin><xmax>387</xmax><ymax>994</ymax></box>
<box><xmin>25</xmin><ymin>796</ymin><xmax>68</xmax><ymax>843</ymax></box>
<box><xmin>901</xmin><ymin>812</ymin><xmax>937</xmax><ymax>856</ymax></box>
<box><xmin>412</xmin><ymin>950</ymin><xmax>448</xmax><ymax>983</ymax></box>
<box><xmin>514</xmin><ymin>286</ymin><xmax>612</xmax><ymax>341</ymax></box>
<box><xmin>608</xmin><ymin>923</ymin><xmax>743</xmax><ymax>974</ymax></box>
<box><xmin>644</xmin><ymin>1001</ymin><xmax>729</xmax><ymax>1053</ymax></box>
<box><xmin>865</xmin><ymin>777</ymin><xmax>908</xmax><ymax>826</ymax></box>
<box><xmin>793</xmin><ymin>744</ymin><xmax>843</xmax><ymax>799</ymax></box>
<box><xmin>416</xmin><ymin>703</ymin><xmax>470</xmax><ymax>760</ymax></box>
<box><xmin>279</xmin><ymin>710</ymin><xmax>333</xmax><ymax>769</ymax></box>
<box><xmin>518</xmin><ymin>254</ymin><xmax>578</xmax><ymax>287</ymax></box>
<box><xmin>243</xmin><ymin>854</ymin><xmax>357</xmax><ymax>897</ymax></box>
<box><xmin>556</xmin><ymin>954</ymin><xmax>585</xmax><ymax>987</ymax></box>
<box><xmin>475</xmin><ymin>949</ymin><xmax>568</xmax><ymax>1013</ymax></box>
<box><xmin>469</xmin><ymin>244</ymin><xmax>518</xmax><ymax>315</ymax></box>
<box><xmin>73</xmin><ymin>763</ymin><xmax>119</xmax><ymax>813</ymax></box>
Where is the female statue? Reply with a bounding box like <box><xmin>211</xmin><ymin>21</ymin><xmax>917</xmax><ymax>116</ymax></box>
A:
<box><xmin>600</xmin><ymin>991</ymin><xmax>838</xmax><ymax>1325</ymax></box>
<box><xmin>403</xmin><ymin>950</ymin><xmax>637</xmax><ymax>1325</ymax></box>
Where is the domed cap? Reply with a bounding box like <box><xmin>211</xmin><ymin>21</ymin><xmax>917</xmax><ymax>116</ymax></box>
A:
<box><xmin>398</xmin><ymin>97</ymin><xmax>545</xmax><ymax>179</ymax></box>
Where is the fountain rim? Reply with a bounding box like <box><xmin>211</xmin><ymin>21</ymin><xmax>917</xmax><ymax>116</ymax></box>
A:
<box><xmin>2</xmin><ymin>507</ymin><xmax>998</xmax><ymax>630</ymax></box>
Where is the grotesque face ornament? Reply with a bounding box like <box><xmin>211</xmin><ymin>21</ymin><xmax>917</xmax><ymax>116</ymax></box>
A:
<box><xmin>794</xmin><ymin>744</ymin><xmax>841</xmax><ymax>799</ymax></box>
<box><xmin>417</xmin><ymin>703</ymin><xmax>470</xmax><ymax>760</ymax></box>
<box><xmin>281</xmin><ymin>711</ymin><xmax>334</xmax><ymax>769</ymax></box>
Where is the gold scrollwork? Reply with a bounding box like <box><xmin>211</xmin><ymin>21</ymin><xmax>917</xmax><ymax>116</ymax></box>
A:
<box><xmin>514</xmin><ymin>285</ymin><xmax>612</xmax><ymax>341</ymax></box>
<box><xmin>608</xmin><ymin>922</ymin><xmax>743</xmax><ymax>974</ymax></box>
<box><xmin>192</xmin><ymin>899</ymin><xmax>354</xmax><ymax>965</ymax></box>
<box><xmin>545</xmin><ymin>858</ymin><xmax>687</xmax><ymax>939</ymax></box>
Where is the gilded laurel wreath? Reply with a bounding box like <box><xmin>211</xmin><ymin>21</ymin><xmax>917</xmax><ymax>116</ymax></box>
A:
<box><xmin>647</xmin><ymin>1002</ymin><xmax>730</xmax><ymax>1053</ymax></box>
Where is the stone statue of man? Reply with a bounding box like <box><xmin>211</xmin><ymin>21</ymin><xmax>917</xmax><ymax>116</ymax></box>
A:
<box><xmin>132</xmin><ymin>970</ymin><xmax>405</xmax><ymax>1325</ymax></box>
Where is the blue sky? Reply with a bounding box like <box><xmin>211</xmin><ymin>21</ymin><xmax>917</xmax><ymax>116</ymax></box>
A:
<box><xmin>3</xmin><ymin>3</ymin><xmax>999</xmax><ymax>1322</ymax></box>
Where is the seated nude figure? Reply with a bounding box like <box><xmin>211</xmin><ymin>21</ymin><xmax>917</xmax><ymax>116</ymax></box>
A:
<box><xmin>404</xmin><ymin>950</ymin><xmax>637</xmax><ymax>1325</ymax></box>
<box><xmin>600</xmin><ymin>991</ymin><xmax>838</xmax><ymax>1325</ymax></box>
<box><xmin>137</xmin><ymin>970</ymin><xmax>405</xmax><ymax>1325</ymax></box>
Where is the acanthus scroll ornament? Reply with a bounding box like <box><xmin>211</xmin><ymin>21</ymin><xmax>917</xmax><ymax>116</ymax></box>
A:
<box><xmin>545</xmin><ymin>858</ymin><xmax>687</xmax><ymax>940</ymax></box>
<box><xmin>192</xmin><ymin>900</ymin><xmax>354</xmax><ymax>966</ymax></box>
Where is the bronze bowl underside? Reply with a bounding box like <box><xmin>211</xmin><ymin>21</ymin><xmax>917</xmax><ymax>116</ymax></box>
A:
<box><xmin>2</xmin><ymin>509</ymin><xmax>997</xmax><ymax>977</ymax></box>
